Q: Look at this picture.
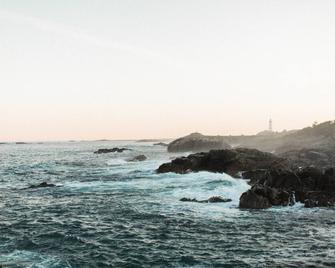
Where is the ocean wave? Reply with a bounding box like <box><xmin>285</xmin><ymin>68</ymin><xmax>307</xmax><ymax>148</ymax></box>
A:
<box><xmin>0</xmin><ymin>250</ymin><xmax>71</xmax><ymax>268</ymax></box>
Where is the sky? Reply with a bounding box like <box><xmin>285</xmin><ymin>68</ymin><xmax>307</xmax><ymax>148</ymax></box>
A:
<box><xmin>1</xmin><ymin>0</ymin><xmax>335</xmax><ymax>141</ymax></box>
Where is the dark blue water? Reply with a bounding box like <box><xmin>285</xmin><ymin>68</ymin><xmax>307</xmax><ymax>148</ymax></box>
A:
<box><xmin>0</xmin><ymin>142</ymin><xmax>335</xmax><ymax>267</ymax></box>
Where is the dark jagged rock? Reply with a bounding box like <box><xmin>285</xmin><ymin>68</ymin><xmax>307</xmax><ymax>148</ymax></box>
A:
<box><xmin>262</xmin><ymin>167</ymin><xmax>302</xmax><ymax>190</ymax></box>
<box><xmin>241</xmin><ymin>169</ymin><xmax>268</xmax><ymax>186</ymax></box>
<box><xmin>154</xmin><ymin>142</ymin><xmax>168</xmax><ymax>147</ymax></box>
<box><xmin>127</xmin><ymin>155</ymin><xmax>147</xmax><ymax>162</ymax></box>
<box><xmin>303</xmin><ymin>191</ymin><xmax>335</xmax><ymax>208</ymax></box>
<box><xmin>168</xmin><ymin>133</ymin><xmax>232</xmax><ymax>153</ymax></box>
<box><xmin>240</xmin><ymin>185</ymin><xmax>294</xmax><ymax>209</ymax></box>
<box><xmin>240</xmin><ymin>165</ymin><xmax>335</xmax><ymax>209</ymax></box>
<box><xmin>180</xmin><ymin>196</ymin><xmax>232</xmax><ymax>203</ymax></box>
<box><xmin>239</xmin><ymin>188</ymin><xmax>272</xmax><ymax>209</ymax></box>
<box><xmin>157</xmin><ymin>148</ymin><xmax>286</xmax><ymax>177</ymax></box>
<box><xmin>94</xmin><ymin>148</ymin><xmax>131</xmax><ymax>154</ymax></box>
<box><xmin>27</xmin><ymin>182</ymin><xmax>57</xmax><ymax>189</ymax></box>
<box><xmin>206</xmin><ymin>196</ymin><xmax>232</xmax><ymax>203</ymax></box>
<box><xmin>180</xmin><ymin>197</ymin><xmax>198</xmax><ymax>202</ymax></box>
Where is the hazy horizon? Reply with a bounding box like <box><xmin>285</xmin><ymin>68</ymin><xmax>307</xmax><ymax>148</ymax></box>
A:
<box><xmin>1</xmin><ymin>0</ymin><xmax>335</xmax><ymax>141</ymax></box>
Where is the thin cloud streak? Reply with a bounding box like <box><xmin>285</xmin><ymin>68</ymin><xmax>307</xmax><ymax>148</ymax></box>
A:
<box><xmin>0</xmin><ymin>9</ymin><xmax>187</xmax><ymax>69</ymax></box>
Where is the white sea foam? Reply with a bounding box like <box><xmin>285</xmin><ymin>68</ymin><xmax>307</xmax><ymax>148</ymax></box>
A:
<box><xmin>0</xmin><ymin>250</ymin><xmax>70</xmax><ymax>268</ymax></box>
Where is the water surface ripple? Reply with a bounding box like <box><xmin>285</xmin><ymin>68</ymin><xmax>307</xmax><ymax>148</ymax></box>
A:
<box><xmin>0</xmin><ymin>142</ymin><xmax>334</xmax><ymax>267</ymax></box>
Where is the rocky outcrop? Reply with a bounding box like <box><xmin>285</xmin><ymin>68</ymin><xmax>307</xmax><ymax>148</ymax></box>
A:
<box><xmin>127</xmin><ymin>155</ymin><xmax>147</xmax><ymax>162</ymax></box>
<box><xmin>239</xmin><ymin>166</ymin><xmax>335</xmax><ymax>209</ymax></box>
<box><xmin>94</xmin><ymin>148</ymin><xmax>131</xmax><ymax>154</ymax></box>
<box><xmin>240</xmin><ymin>185</ymin><xmax>294</xmax><ymax>209</ymax></box>
<box><xmin>168</xmin><ymin>120</ymin><xmax>335</xmax><ymax>154</ymax></box>
<box><xmin>158</xmin><ymin>147</ymin><xmax>335</xmax><ymax>209</ymax></box>
<box><xmin>241</xmin><ymin>169</ymin><xmax>268</xmax><ymax>186</ymax></box>
<box><xmin>180</xmin><ymin>196</ymin><xmax>232</xmax><ymax>203</ymax></box>
<box><xmin>157</xmin><ymin>148</ymin><xmax>286</xmax><ymax>177</ymax></box>
<box><xmin>167</xmin><ymin>133</ymin><xmax>231</xmax><ymax>153</ymax></box>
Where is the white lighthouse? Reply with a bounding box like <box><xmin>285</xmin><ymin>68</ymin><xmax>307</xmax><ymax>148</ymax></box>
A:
<box><xmin>269</xmin><ymin>118</ymin><xmax>273</xmax><ymax>132</ymax></box>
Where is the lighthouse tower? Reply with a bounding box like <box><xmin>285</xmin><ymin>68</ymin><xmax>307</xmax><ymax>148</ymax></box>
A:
<box><xmin>269</xmin><ymin>118</ymin><xmax>273</xmax><ymax>132</ymax></box>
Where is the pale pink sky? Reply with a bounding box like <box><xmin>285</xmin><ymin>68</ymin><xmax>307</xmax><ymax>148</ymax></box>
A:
<box><xmin>1</xmin><ymin>0</ymin><xmax>335</xmax><ymax>141</ymax></box>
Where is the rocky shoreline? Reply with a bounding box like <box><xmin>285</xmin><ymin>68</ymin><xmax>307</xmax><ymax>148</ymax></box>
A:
<box><xmin>157</xmin><ymin>148</ymin><xmax>335</xmax><ymax>209</ymax></box>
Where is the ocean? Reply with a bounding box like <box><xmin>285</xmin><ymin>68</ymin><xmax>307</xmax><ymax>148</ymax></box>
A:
<box><xmin>0</xmin><ymin>141</ymin><xmax>334</xmax><ymax>267</ymax></box>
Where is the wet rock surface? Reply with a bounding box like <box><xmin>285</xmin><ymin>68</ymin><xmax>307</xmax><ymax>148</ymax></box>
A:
<box><xmin>240</xmin><ymin>166</ymin><xmax>335</xmax><ymax>209</ymax></box>
<box><xmin>158</xmin><ymin>147</ymin><xmax>335</xmax><ymax>209</ymax></box>
<box><xmin>180</xmin><ymin>196</ymin><xmax>232</xmax><ymax>203</ymax></box>
<box><xmin>127</xmin><ymin>155</ymin><xmax>147</xmax><ymax>162</ymax></box>
<box><xmin>158</xmin><ymin>148</ymin><xmax>285</xmax><ymax>177</ymax></box>
<box><xmin>26</xmin><ymin>182</ymin><xmax>57</xmax><ymax>189</ymax></box>
<box><xmin>94</xmin><ymin>148</ymin><xmax>131</xmax><ymax>154</ymax></box>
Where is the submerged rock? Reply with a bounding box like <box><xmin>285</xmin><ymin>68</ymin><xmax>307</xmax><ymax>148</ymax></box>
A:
<box><xmin>94</xmin><ymin>148</ymin><xmax>131</xmax><ymax>154</ymax></box>
<box><xmin>27</xmin><ymin>182</ymin><xmax>57</xmax><ymax>189</ymax></box>
<box><xmin>153</xmin><ymin>142</ymin><xmax>168</xmax><ymax>147</ymax></box>
<box><xmin>157</xmin><ymin>148</ymin><xmax>285</xmax><ymax>177</ymax></box>
<box><xmin>168</xmin><ymin>133</ymin><xmax>231</xmax><ymax>153</ymax></box>
<box><xmin>206</xmin><ymin>196</ymin><xmax>232</xmax><ymax>203</ymax></box>
<box><xmin>127</xmin><ymin>155</ymin><xmax>147</xmax><ymax>162</ymax></box>
<box><xmin>180</xmin><ymin>196</ymin><xmax>232</xmax><ymax>203</ymax></box>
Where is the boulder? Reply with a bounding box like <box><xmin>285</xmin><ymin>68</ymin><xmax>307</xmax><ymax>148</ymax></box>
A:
<box><xmin>239</xmin><ymin>188</ymin><xmax>272</xmax><ymax>209</ymax></box>
<box><xmin>94</xmin><ymin>148</ymin><xmax>131</xmax><ymax>154</ymax></box>
<box><xmin>239</xmin><ymin>185</ymin><xmax>294</xmax><ymax>209</ymax></box>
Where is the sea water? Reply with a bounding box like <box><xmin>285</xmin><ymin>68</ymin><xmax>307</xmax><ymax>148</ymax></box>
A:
<box><xmin>0</xmin><ymin>141</ymin><xmax>334</xmax><ymax>267</ymax></box>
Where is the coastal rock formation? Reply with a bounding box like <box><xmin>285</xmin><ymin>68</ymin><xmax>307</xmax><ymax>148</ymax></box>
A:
<box><xmin>180</xmin><ymin>196</ymin><xmax>232</xmax><ymax>203</ymax></box>
<box><xmin>239</xmin><ymin>166</ymin><xmax>335</xmax><ymax>208</ymax></box>
<box><xmin>127</xmin><ymin>155</ymin><xmax>147</xmax><ymax>162</ymax></box>
<box><xmin>157</xmin><ymin>146</ymin><xmax>335</xmax><ymax>209</ymax></box>
<box><xmin>157</xmin><ymin>148</ymin><xmax>285</xmax><ymax>177</ymax></box>
<box><xmin>167</xmin><ymin>133</ymin><xmax>231</xmax><ymax>153</ymax></box>
<box><xmin>240</xmin><ymin>185</ymin><xmax>293</xmax><ymax>209</ymax></box>
<box><xmin>94</xmin><ymin>148</ymin><xmax>131</xmax><ymax>154</ymax></box>
<box><xmin>168</xmin><ymin>120</ymin><xmax>335</xmax><ymax>154</ymax></box>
